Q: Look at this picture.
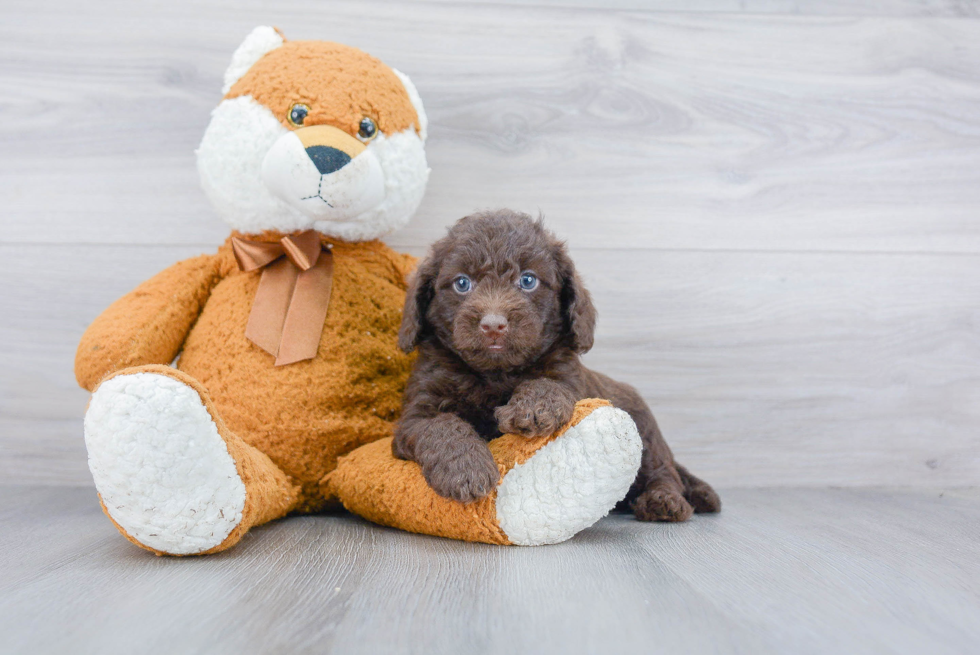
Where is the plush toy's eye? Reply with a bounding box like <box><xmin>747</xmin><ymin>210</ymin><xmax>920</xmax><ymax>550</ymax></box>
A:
<box><xmin>519</xmin><ymin>271</ymin><xmax>538</xmax><ymax>291</ymax></box>
<box><xmin>288</xmin><ymin>103</ymin><xmax>310</xmax><ymax>127</ymax></box>
<box><xmin>358</xmin><ymin>117</ymin><xmax>378</xmax><ymax>141</ymax></box>
<box><xmin>453</xmin><ymin>275</ymin><xmax>472</xmax><ymax>294</ymax></box>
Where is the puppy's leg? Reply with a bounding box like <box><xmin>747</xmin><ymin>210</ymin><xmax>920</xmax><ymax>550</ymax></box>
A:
<box><xmin>676</xmin><ymin>463</ymin><xmax>722</xmax><ymax>514</ymax></box>
<box><xmin>632</xmin><ymin>469</ymin><xmax>693</xmax><ymax>522</ymax></box>
<box><xmin>628</xmin><ymin>409</ymin><xmax>694</xmax><ymax>522</ymax></box>
<box><xmin>393</xmin><ymin>413</ymin><xmax>500</xmax><ymax>503</ymax></box>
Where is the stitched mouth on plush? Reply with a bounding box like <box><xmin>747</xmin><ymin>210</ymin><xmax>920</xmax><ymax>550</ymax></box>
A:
<box><xmin>261</xmin><ymin>127</ymin><xmax>386</xmax><ymax>222</ymax></box>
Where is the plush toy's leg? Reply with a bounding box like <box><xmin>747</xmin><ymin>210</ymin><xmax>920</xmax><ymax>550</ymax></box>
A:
<box><xmin>84</xmin><ymin>365</ymin><xmax>300</xmax><ymax>556</ymax></box>
<box><xmin>324</xmin><ymin>399</ymin><xmax>642</xmax><ymax>545</ymax></box>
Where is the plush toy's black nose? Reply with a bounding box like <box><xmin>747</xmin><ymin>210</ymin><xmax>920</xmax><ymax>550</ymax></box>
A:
<box><xmin>306</xmin><ymin>146</ymin><xmax>352</xmax><ymax>175</ymax></box>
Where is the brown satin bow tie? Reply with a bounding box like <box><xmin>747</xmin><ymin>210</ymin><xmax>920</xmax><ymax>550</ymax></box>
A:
<box><xmin>231</xmin><ymin>230</ymin><xmax>334</xmax><ymax>366</ymax></box>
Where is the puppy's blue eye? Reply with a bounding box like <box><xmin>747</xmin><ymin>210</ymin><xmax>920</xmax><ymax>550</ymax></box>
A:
<box><xmin>453</xmin><ymin>275</ymin><xmax>472</xmax><ymax>293</ymax></box>
<box><xmin>519</xmin><ymin>272</ymin><xmax>538</xmax><ymax>291</ymax></box>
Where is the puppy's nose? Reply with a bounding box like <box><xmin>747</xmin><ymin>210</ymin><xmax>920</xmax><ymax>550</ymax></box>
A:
<box><xmin>480</xmin><ymin>314</ymin><xmax>509</xmax><ymax>337</ymax></box>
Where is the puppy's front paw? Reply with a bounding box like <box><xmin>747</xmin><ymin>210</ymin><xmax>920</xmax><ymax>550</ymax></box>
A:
<box><xmin>495</xmin><ymin>387</ymin><xmax>575</xmax><ymax>438</ymax></box>
<box><xmin>421</xmin><ymin>443</ymin><xmax>500</xmax><ymax>503</ymax></box>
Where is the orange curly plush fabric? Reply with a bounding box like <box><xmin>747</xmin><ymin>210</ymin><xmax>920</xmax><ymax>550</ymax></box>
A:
<box><xmin>77</xmin><ymin>233</ymin><xmax>417</xmax><ymax>515</ymax></box>
<box><xmin>227</xmin><ymin>41</ymin><xmax>421</xmax><ymax>136</ymax></box>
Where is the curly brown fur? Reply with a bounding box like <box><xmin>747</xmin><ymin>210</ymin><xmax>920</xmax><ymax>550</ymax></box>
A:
<box><xmin>393</xmin><ymin>209</ymin><xmax>720</xmax><ymax>520</ymax></box>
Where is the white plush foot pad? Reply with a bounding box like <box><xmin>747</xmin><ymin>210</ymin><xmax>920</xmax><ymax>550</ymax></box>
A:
<box><xmin>85</xmin><ymin>372</ymin><xmax>247</xmax><ymax>555</ymax></box>
<box><xmin>495</xmin><ymin>406</ymin><xmax>643</xmax><ymax>546</ymax></box>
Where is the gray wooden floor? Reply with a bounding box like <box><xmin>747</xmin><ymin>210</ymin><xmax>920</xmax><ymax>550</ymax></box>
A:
<box><xmin>2</xmin><ymin>485</ymin><xmax>978</xmax><ymax>655</ymax></box>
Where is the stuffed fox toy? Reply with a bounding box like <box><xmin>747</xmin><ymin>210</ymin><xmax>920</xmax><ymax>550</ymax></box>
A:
<box><xmin>75</xmin><ymin>27</ymin><xmax>643</xmax><ymax>555</ymax></box>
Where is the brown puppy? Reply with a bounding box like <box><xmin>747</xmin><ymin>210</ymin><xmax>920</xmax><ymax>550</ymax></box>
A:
<box><xmin>393</xmin><ymin>210</ymin><xmax>720</xmax><ymax>521</ymax></box>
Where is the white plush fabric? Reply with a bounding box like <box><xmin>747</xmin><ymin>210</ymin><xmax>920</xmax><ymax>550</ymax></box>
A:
<box><xmin>312</xmin><ymin>129</ymin><xmax>429</xmax><ymax>241</ymax></box>
<box><xmin>196</xmin><ymin>96</ymin><xmax>301</xmax><ymax>233</ymax></box>
<box><xmin>495</xmin><ymin>406</ymin><xmax>643</xmax><ymax>546</ymax></box>
<box><xmin>222</xmin><ymin>26</ymin><xmax>283</xmax><ymax>95</ymax></box>
<box><xmin>196</xmin><ymin>96</ymin><xmax>430</xmax><ymax>241</ymax></box>
<box><xmin>392</xmin><ymin>68</ymin><xmax>428</xmax><ymax>142</ymax></box>
<box><xmin>85</xmin><ymin>373</ymin><xmax>247</xmax><ymax>555</ymax></box>
<box><xmin>261</xmin><ymin>131</ymin><xmax>387</xmax><ymax>222</ymax></box>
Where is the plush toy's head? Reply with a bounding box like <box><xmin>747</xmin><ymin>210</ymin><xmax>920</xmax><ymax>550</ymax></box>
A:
<box><xmin>197</xmin><ymin>27</ymin><xmax>429</xmax><ymax>241</ymax></box>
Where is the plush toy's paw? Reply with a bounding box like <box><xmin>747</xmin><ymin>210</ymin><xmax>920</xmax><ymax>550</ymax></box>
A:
<box><xmin>85</xmin><ymin>370</ymin><xmax>247</xmax><ymax>555</ymax></box>
<box><xmin>494</xmin><ymin>385</ymin><xmax>575</xmax><ymax>438</ymax></box>
<box><xmin>494</xmin><ymin>401</ymin><xmax>643</xmax><ymax>545</ymax></box>
<box><xmin>420</xmin><ymin>441</ymin><xmax>500</xmax><ymax>503</ymax></box>
<box><xmin>631</xmin><ymin>485</ymin><xmax>695</xmax><ymax>523</ymax></box>
<box><xmin>326</xmin><ymin>399</ymin><xmax>641</xmax><ymax>546</ymax></box>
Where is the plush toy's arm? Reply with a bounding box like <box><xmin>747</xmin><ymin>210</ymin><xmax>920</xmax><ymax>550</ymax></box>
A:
<box><xmin>75</xmin><ymin>254</ymin><xmax>224</xmax><ymax>391</ymax></box>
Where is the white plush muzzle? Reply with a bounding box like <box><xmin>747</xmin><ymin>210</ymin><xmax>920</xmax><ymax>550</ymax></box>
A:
<box><xmin>261</xmin><ymin>131</ymin><xmax>386</xmax><ymax>221</ymax></box>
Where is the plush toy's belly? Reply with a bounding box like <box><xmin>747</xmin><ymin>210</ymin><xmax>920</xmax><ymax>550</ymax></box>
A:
<box><xmin>176</xmin><ymin>243</ymin><xmax>414</xmax><ymax>510</ymax></box>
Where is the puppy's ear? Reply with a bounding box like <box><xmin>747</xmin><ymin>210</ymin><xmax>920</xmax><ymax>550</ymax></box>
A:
<box><xmin>398</xmin><ymin>255</ymin><xmax>440</xmax><ymax>353</ymax></box>
<box><xmin>553</xmin><ymin>239</ymin><xmax>597</xmax><ymax>353</ymax></box>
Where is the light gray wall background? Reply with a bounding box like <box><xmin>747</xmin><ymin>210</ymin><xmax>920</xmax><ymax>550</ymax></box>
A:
<box><xmin>2</xmin><ymin>0</ymin><xmax>978</xmax><ymax>489</ymax></box>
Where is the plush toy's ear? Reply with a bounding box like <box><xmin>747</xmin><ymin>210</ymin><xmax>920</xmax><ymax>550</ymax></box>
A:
<box><xmin>392</xmin><ymin>69</ymin><xmax>428</xmax><ymax>142</ymax></box>
<box><xmin>398</xmin><ymin>255</ymin><xmax>440</xmax><ymax>353</ymax></box>
<box><xmin>222</xmin><ymin>26</ymin><xmax>285</xmax><ymax>95</ymax></box>
<box><xmin>552</xmin><ymin>238</ymin><xmax>597</xmax><ymax>353</ymax></box>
